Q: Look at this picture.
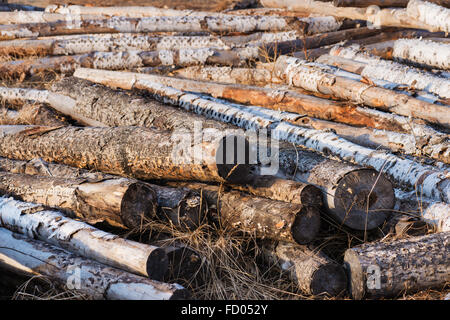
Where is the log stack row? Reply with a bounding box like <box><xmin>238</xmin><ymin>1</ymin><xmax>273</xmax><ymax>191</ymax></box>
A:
<box><xmin>0</xmin><ymin>0</ymin><xmax>448</xmax><ymax>300</ymax></box>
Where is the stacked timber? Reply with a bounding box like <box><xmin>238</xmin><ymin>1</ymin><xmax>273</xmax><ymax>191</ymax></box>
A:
<box><xmin>0</xmin><ymin>1</ymin><xmax>449</xmax><ymax>301</ymax></box>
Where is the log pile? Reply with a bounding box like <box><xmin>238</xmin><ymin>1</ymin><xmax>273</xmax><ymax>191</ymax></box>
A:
<box><xmin>0</xmin><ymin>0</ymin><xmax>448</xmax><ymax>301</ymax></box>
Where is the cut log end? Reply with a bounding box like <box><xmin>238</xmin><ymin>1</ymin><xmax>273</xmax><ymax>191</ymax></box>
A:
<box><xmin>291</xmin><ymin>206</ymin><xmax>321</xmax><ymax>244</ymax></box>
<box><xmin>120</xmin><ymin>182</ymin><xmax>157</xmax><ymax>229</ymax></box>
<box><xmin>311</xmin><ymin>263</ymin><xmax>348</xmax><ymax>297</ymax></box>
<box><xmin>146</xmin><ymin>248</ymin><xmax>170</xmax><ymax>281</ymax></box>
<box><xmin>300</xmin><ymin>184</ymin><xmax>324</xmax><ymax>207</ymax></box>
<box><xmin>215</xmin><ymin>135</ymin><xmax>253</xmax><ymax>184</ymax></box>
<box><xmin>332</xmin><ymin>169</ymin><xmax>395</xmax><ymax>231</ymax></box>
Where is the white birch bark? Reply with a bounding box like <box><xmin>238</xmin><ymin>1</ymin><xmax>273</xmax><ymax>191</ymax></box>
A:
<box><xmin>0</xmin><ymin>196</ymin><xmax>169</xmax><ymax>280</ymax></box>
<box><xmin>329</xmin><ymin>45</ymin><xmax>450</xmax><ymax>99</ymax></box>
<box><xmin>392</xmin><ymin>38</ymin><xmax>450</xmax><ymax>71</ymax></box>
<box><xmin>0</xmin><ymin>227</ymin><xmax>188</xmax><ymax>300</ymax></box>
<box><xmin>407</xmin><ymin>0</ymin><xmax>450</xmax><ymax>32</ymax></box>
<box><xmin>421</xmin><ymin>202</ymin><xmax>450</xmax><ymax>232</ymax></box>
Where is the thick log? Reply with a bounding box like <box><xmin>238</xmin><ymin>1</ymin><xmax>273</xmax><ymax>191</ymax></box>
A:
<box><xmin>231</xmin><ymin>175</ymin><xmax>323</xmax><ymax>206</ymax></box>
<box><xmin>167</xmin><ymin>181</ymin><xmax>321</xmax><ymax>244</ymax></box>
<box><xmin>0</xmin><ymin>171</ymin><xmax>157</xmax><ymax>229</ymax></box>
<box><xmin>0</xmin><ymin>125</ymin><xmax>252</xmax><ymax>184</ymax></box>
<box><xmin>407</xmin><ymin>0</ymin><xmax>450</xmax><ymax>32</ymax></box>
<box><xmin>274</xmin><ymin>55</ymin><xmax>450</xmax><ymax>128</ymax></box>
<box><xmin>302</xmin><ymin>117</ymin><xmax>450</xmax><ymax>164</ymax></box>
<box><xmin>0</xmin><ymin>15</ymin><xmax>309</xmax><ymax>41</ymax></box>
<box><xmin>421</xmin><ymin>202</ymin><xmax>450</xmax><ymax>232</ymax></box>
<box><xmin>391</xmin><ymin>39</ymin><xmax>450</xmax><ymax>70</ymax></box>
<box><xmin>261</xmin><ymin>241</ymin><xmax>347</xmax><ymax>296</ymax></box>
<box><xmin>0</xmin><ymin>103</ymin><xmax>68</xmax><ymax>126</ymax></box>
<box><xmin>328</xmin><ymin>45</ymin><xmax>450</xmax><ymax>99</ymax></box>
<box><xmin>74</xmin><ymin>67</ymin><xmax>445</xmax><ymax>133</ymax></box>
<box><xmin>0</xmin><ymin>196</ymin><xmax>168</xmax><ymax>280</ymax></box>
<box><xmin>276</xmin><ymin>145</ymin><xmax>395</xmax><ymax>230</ymax></box>
<box><xmin>344</xmin><ymin>232</ymin><xmax>450</xmax><ymax>299</ymax></box>
<box><xmin>0</xmin><ymin>227</ymin><xmax>188</xmax><ymax>300</ymax></box>
<box><xmin>0</xmin><ymin>157</ymin><xmax>207</xmax><ymax>231</ymax></box>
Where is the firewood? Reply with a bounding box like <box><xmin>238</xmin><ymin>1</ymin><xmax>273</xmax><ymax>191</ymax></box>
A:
<box><xmin>344</xmin><ymin>231</ymin><xmax>450</xmax><ymax>299</ymax></box>
<box><xmin>167</xmin><ymin>181</ymin><xmax>321</xmax><ymax>244</ymax></box>
<box><xmin>0</xmin><ymin>103</ymin><xmax>68</xmax><ymax>126</ymax></box>
<box><xmin>0</xmin><ymin>227</ymin><xmax>188</xmax><ymax>300</ymax></box>
<box><xmin>273</xmin><ymin>55</ymin><xmax>450</xmax><ymax>128</ymax></box>
<box><xmin>74</xmin><ymin>68</ymin><xmax>444</xmax><ymax>134</ymax></box>
<box><xmin>0</xmin><ymin>157</ymin><xmax>207</xmax><ymax>230</ymax></box>
<box><xmin>0</xmin><ymin>196</ymin><xmax>168</xmax><ymax>280</ymax></box>
<box><xmin>0</xmin><ymin>125</ymin><xmax>253</xmax><ymax>184</ymax></box>
<box><xmin>334</xmin><ymin>0</ymin><xmax>450</xmax><ymax>7</ymax></box>
<box><xmin>261</xmin><ymin>241</ymin><xmax>347</xmax><ymax>296</ymax></box>
<box><xmin>327</xmin><ymin>45</ymin><xmax>450</xmax><ymax>99</ymax></box>
<box><xmin>407</xmin><ymin>0</ymin><xmax>450</xmax><ymax>32</ymax></box>
<box><xmin>0</xmin><ymin>171</ymin><xmax>158</xmax><ymax>229</ymax></box>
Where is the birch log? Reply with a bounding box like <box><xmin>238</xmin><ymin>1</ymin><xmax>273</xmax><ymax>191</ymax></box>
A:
<box><xmin>407</xmin><ymin>0</ymin><xmax>450</xmax><ymax>32</ymax></box>
<box><xmin>273</xmin><ymin>55</ymin><xmax>450</xmax><ymax>128</ymax></box>
<box><xmin>0</xmin><ymin>16</ymin><xmax>309</xmax><ymax>41</ymax></box>
<box><xmin>334</xmin><ymin>0</ymin><xmax>450</xmax><ymax>7</ymax></box>
<box><xmin>391</xmin><ymin>39</ymin><xmax>450</xmax><ymax>70</ymax></box>
<box><xmin>261</xmin><ymin>241</ymin><xmax>347</xmax><ymax>296</ymax></box>
<box><xmin>74</xmin><ymin>67</ymin><xmax>445</xmax><ymax>133</ymax></box>
<box><xmin>0</xmin><ymin>196</ymin><xmax>168</xmax><ymax>280</ymax></box>
<box><xmin>421</xmin><ymin>202</ymin><xmax>450</xmax><ymax>232</ymax></box>
<box><xmin>344</xmin><ymin>231</ymin><xmax>450</xmax><ymax>299</ymax></box>
<box><xmin>0</xmin><ymin>125</ymin><xmax>253</xmax><ymax>184</ymax></box>
<box><xmin>0</xmin><ymin>171</ymin><xmax>158</xmax><ymax>229</ymax></box>
<box><xmin>167</xmin><ymin>181</ymin><xmax>321</xmax><ymax>244</ymax></box>
<box><xmin>0</xmin><ymin>228</ymin><xmax>188</xmax><ymax>300</ymax></box>
<box><xmin>0</xmin><ymin>103</ymin><xmax>68</xmax><ymax>126</ymax></box>
<box><xmin>0</xmin><ymin>157</ymin><xmax>207</xmax><ymax>231</ymax></box>
<box><xmin>328</xmin><ymin>45</ymin><xmax>450</xmax><ymax>99</ymax></box>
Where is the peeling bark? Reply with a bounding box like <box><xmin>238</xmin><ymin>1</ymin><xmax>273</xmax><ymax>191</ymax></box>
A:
<box><xmin>0</xmin><ymin>171</ymin><xmax>158</xmax><ymax>229</ymax></box>
<box><xmin>0</xmin><ymin>157</ymin><xmax>207</xmax><ymax>231</ymax></box>
<box><xmin>0</xmin><ymin>227</ymin><xmax>188</xmax><ymax>300</ymax></box>
<box><xmin>344</xmin><ymin>231</ymin><xmax>450</xmax><ymax>299</ymax></box>
<box><xmin>274</xmin><ymin>55</ymin><xmax>450</xmax><ymax>128</ymax></box>
<box><xmin>0</xmin><ymin>125</ymin><xmax>252</xmax><ymax>184</ymax></box>
<box><xmin>0</xmin><ymin>196</ymin><xmax>168</xmax><ymax>280</ymax></box>
<box><xmin>261</xmin><ymin>241</ymin><xmax>347</xmax><ymax>296</ymax></box>
<box><xmin>328</xmin><ymin>45</ymin><xmax>450</xmax><ymax>99</ymax></box>
<box><xmin>407</xmin><ymin>0</ymin><xmax>450</xmax><ymax>32</ymax></box>
<box><xmin>0</xmin><ymin>103</ymin><xmax>68</xmax><ymax>126</ymax></box>
<box><xmin>167</xmin><ymin>181</ymin><xmax>321</xmax><ymax>244</ymax></box>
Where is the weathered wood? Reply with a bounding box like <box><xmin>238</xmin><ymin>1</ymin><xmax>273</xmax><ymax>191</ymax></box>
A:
<box><xmin>0</xmin><ymin>227</ymin><xmax>188</xmax><ymax>300</ymax></box>
<box><xmin>0</xmin><ymin>196</ymin><xmax>168</xmax><ymax>280</ymax></box>
<box><xmin>231</xmin><ymin>175</ymin><xmax>323</xmax><ymax>206</ymax></box>
<box><xmin>274</xmin><ymin>55</ymin><xmax>450</xmax><ymax>127</ymax></box>
<box><xmin>0</xmin><ymin>3</ymin><xmax>44</xmax><ymax>11</ymax></box>
<box><xmin>421</xmin><ymin>202</ymin><xmax>450</xmax><ymax>232</ymax></box>
<box><xmin>0</xmin><ymin>171</ymin><xmax>158</xmax><ymax>229</ymax></box>
<box><xmin>167</xmin><ymin>181</ymin><xmax>321</xmax><ymax>244</ymax></box>
<box><xmin>301</xmin><ymin>117</ymin><xmax>450</xmax><ymax>164</ymax></box>
<box><xmin>0</xmin><ymin>103</ymin><xmax>68</xmax><ymax>126</ymax></box>
<box><xmin>0</xmin><ymin>125</ymin><xmax>252</xmax><ymax>184</ymax></box>
<box><xmin>0</xmin><ymin>157</ymin><xmax>207</xmax><ymax>231</ymax></box>
<box><xmin>74</xmin><ymin>67</ymin><xmax>445</xmax><ymax>133</ymax></box>
<box><xmin>261</xmin><ymin>241</ymin><xmax>347</xmax><ymax>296</ymax></box>
<box><xmin>344</xmin><ymin>232</ymin><xmax>450</xmax><ymax>299</ymax></box>
<box><xmin>334</xmin><ymin>0</ymin><xmax>450</xmax><ymax>7</ymax></box>
<box><xmin>0</xmin><ymin>15</ymin><xmax>309</xmax><ymax>41</ymax></box>
<box><xmin>328</xmin><ymin>45</ymin><xmax>450</xmax><ymax>99</ymax></box>
<box><xmin>407</xmin><ymin>0</ymin><xmax>450</xmax><ymax>32</ymax></box>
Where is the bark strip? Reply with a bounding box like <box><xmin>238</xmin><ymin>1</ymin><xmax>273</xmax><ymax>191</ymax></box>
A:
<box><xmin>0</xmin><ymin>196</ymin><xmax>168</xmax><ymax>280</ymax></box>
<box><xmin>0</xmin><ymin>227</ymin><xmax>188</xmax><ymax>300</ymax></box>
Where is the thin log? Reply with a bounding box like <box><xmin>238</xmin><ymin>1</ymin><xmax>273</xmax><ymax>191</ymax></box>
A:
<box><xmin>273</xmin><ymin>55</ymin><xmax>450</xmax><ymax>127</ymax></box>
<box><xmin>0</xmin><ymin>157</ymin><xmax>207</xmax><ymax>231</ymax></box>
<box><xmin>166</xmin><ymin>181</ymin><xmax>321</xmax><ymax>244</ymax></box>
<box><xmin>0</xmin><ymin>171</ymin><xmax>158</xmax><ymax>229</ymax></box>
<box><xmin>231</xmin><ymin>175</ymin><xmax>323</xmax><ymax>206</ymax></box>
<box><xmin>302</xmin><ymin>117</ymin><xmax>450</xmax><ymax>164</ymax></box>
<box><xmin>334</xmin><ymin>0</ymin><xmax>450</xmax><ymax>7</ymax></box>
<box><xmin>74</xmin><ymin>67</ymin><xmax>444</xmax><ymax>133</ymax></box>
<box><xmin>407</xmin><ymin>0</ymin><xmax>450</xmax><ymax>32</ymax></box>
<box><xmin>0</xmin><ymin>103</ymin><xmax>68</xmax><ymax>126</ymax></box>
<box><xmin>344</xmin><ymin>231</ymin><xmax>450</xmax><ymax>299</ymax></box>
<box><xmin>0</xmin><ymin>15</ymin><xmax>309</xmax><ymax>41</ymax></box>
<box><xmin>328</xmin><ymin>45</ymin><xmax>450</xmax><ymax>99</ymax></box>
<box><xmin>261</xmin><ymin>240</ymin><xmax>347</xmax><ymax>296</ymax></box>
<box><xmin>0</xmin><ymin>125</ymin><xmax>253</xmax><ymax>184</ymax></box>
<box><xmin>0</xmin><ymin>227</ymin><xmax>188</xmax><ymax>300</ymax></box>
<box><xmin>0</xmin><ymin>3</ymin><xmax>44</xmax><ymax>11</ymax></box>
<box><xmin>0</xmin><ymin>196</ymin><xmax>168</xmax><ymax>280</ymax></box>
